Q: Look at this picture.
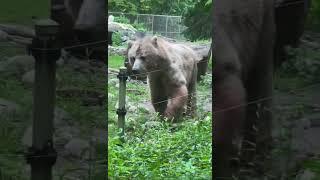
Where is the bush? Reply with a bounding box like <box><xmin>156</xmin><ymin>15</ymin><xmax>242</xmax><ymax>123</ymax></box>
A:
<box><xmin>114</xmin><ymin>15</ymin><xmax>130</xmax><ymax>24</ymax></box>
<box><xmin>111</xmin><ymin>32</ymin><xmax>122</xmax><ymax>46</ymax></box>
<box><xmin>132</xmin><ymin>22</ymin><xmax>147</xmax><ymax>32</ymax></box>
<box><xmin>306</xmin><ymin>0</ymin><xmax>320</xmax><ymax>31</ymax></box>
<box><xmin>108</xmin><ymin>115</ymin><xmax>212</xmax><ymax>179</ymax></box>
<box><xmin>108</xmin><ymin>67</ymin><xmax>212</xmax><ymax>179</ymax></box>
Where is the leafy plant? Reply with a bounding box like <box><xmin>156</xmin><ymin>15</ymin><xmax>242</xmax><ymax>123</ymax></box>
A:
<box><xmin>114</xmin><ymin>15</ymin><xmax>130</xmax><ymax>24</ymax></box>
<box><xmin>306</xmin><ymin>0</ymin><xmax>320</xmax><ymax>31</ymax></box>
<box><xmin>109</xmin><ymin>0</ymin><xmax>196</xmax><ymax>16</ymax></box>
<box><xmin>111</xmin><ymin>32</ymin><xmax>123</xmax><ymax>47</ymax></box>
<box><xmin>183</xmin><ymin>0</ymin><xmax>212</xmax><ymax>41</ymax></box>
<box><xmin>132</xmin><ymin>22</ymin><xmax>147</xmax><ymax>32</ymax></box>
<box><xmin>108</xmin><ymin>54</ymin><xmax>212</xmax><ymax>178</ymax></box>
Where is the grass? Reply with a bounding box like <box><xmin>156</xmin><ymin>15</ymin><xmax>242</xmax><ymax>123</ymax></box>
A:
<box><xmin>0</xmin><ymin>0</ymin><xmax>49</xmax><ymax>25</ymax></box>
<box><xmin>108</xmin><ymin>55</ymin><xmax>125</xmax><ymax>69</ymax></box>
<box><xmin>302</xmin><ymin>160</ymin><xmax>320</xmax><ymax>178</ymax></box>
<box><xmin>0</xmin><ymin>47</ymin><xmax>107</xmax><ymax>179</ymax></box>
<box><xmin>0</xmin><ymin>1</ymin><xmax>107</xmax><ymax>178</ymax></box>
<box><xmin>107</xmin><ymin>55</ymin><xmax>212</xmax><ymax>178</ymax></box>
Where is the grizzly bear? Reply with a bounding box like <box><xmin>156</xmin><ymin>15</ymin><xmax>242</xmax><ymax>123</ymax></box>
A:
<box><xmin>213</xmin><ymin>0</ymin><xmax>275</xmax><ymax>178</ymax></box>
<box><xmin>127</xmin><ymin>36</ymin><xmax>198</xmax><ymax>121</ymax></box>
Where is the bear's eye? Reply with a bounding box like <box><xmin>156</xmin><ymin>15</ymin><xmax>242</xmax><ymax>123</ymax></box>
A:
<box><xmin>140</xmin><ymin>56</ymin><xmax>146</xmax><ymax>61</ymax></box>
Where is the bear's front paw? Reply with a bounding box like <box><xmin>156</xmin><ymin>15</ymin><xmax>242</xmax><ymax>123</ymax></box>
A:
<box><xmin>164</xmin><ymin>109</ymin><xmax>174</xmax><ymax>119</ymax></box>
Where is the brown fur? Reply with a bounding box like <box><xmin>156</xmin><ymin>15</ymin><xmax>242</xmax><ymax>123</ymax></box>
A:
<box><xmin>127</xmin><ymin>36</ymin><xmax>198</xmax><ymax>121</ymax></box>
<box><xmin>213</xmin><ymin>0</ymin><xmax>275</xmax><ymax>178</ymax></box>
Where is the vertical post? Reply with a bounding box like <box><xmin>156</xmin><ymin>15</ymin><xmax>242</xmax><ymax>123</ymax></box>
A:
<box><xmin>25</xmin><ymin>19</ymin><xmax>61</xmax><ymax>180</ymax></box>
<box><xmin>165</xmin><ymin>16</ymin><xmax>168</xmax><ymax>37</ymax></box>
<box><xmin>178</xmin><ymin>17</ymin><xmax>181</xmax><ymax>39</ymax></box>
<box><xmin>116</xmin><ymin>67</ymin><xmax>128</xmax><ymax>141</ymax></box>
<box><xmin>152</xmin><ymin>15</ymin><xmax>154</xmax><ymax>35</ymax></box>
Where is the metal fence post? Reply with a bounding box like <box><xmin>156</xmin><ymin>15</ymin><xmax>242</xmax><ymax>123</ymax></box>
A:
<box><xmin>25</xmin><ymin>19</ymin><xmax>61</xmax><ymax>180</ymax></box>
<box><xmin>152</xmin><ymin>15</ymin><xmax>154</xmax><ymax>35</ymax></box>
<box><xmin>116</xmin><ymin>67</ymin><xmax>128</xmax><ymax>141</ymax></box>
<box><xmin>165</xmin><ymin>16</ymin><xmax>168</xmax><ymax>37</ymax></box>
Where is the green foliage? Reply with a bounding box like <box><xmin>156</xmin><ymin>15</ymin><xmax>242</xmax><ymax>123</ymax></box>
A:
<box><xmin>183</xmin><ymin>0</ymin><xmax>212</xmax><ymax>41</ymax></box>
<box><xmin>108</xmin><ymin>116</ymin><xmax>212</xmax><ymax>179</ymax></box>
<box><xmin>306</xmin><ymin>0</ymin><xmax>320</xmax><ymax>31</ymax></box>
<box><xmin>302</xmin><ymin>160</ymin><xmax>320</xmax><ymax>177</ymax></box>
<box><xmin>114</xmin><ymin>15</ymin><xmax>130</xmax><ymax>24</ymax></box>
<box><xmin>111</xmin><ymin>32</ymin><xmax>123</xmax><ymax>47</ymax></box>
<box><xmin>108</xmin><ymin>0</ymin><xmax>138</xmax><ymax>14</ymax></box>
<box><xmin>132</xmin><ymin>22</ymin><xmax>147</xmax><ymax>32</ymax></box>
<box><xmin>108</xmin><ymin>55</ymin><xmax>212</xmax><ymax>178</ymax></box>
<box><xmin>109</xmin><ymin>0</ymin><xmax>196</xmax><ymax>16</ymax></box>
<box><xmin>0</xmin><ymin>0</ymin><xmax>49</xmax><ymax>26</ymax></box>
<box><xmin>108</xmin><ymin>55</ymin><xmax>125</xmax><ymax>69</ymax></box>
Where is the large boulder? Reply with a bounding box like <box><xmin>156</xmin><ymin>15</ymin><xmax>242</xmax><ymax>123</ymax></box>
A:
<box><xmin>21</xmin><ymin>69</ymin><xmax>61</xmax><ymax>87</ymax></box>
<box><xmin>0</xmin><ymin>55</ymin><xmax>35</xmax><ymax>77</ymax></box>
<box><xmin>0</xmin><ymin>30</ymin><xmax>8</xmax><ymax>42</ymax></box>
<box><xmin>108</xmin><ymin>22</ymin><xmax>137</xmax><ymax>43</ymax></box>
<box><xmin>0</xmin><ymin>98</ymin><xmax>20</xmax><ymax>114</ymax></box>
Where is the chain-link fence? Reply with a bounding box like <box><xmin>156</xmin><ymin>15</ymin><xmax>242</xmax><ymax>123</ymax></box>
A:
<box><xmin>108</xmin><ymin>12</ymin><xmax>187</xmax><ymax>40</ymax></box>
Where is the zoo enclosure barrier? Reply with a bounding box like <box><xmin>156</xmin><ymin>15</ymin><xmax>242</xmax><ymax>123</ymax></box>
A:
<box><xmin>110</xmin><ymin>58</ymin><xmax>308</xmax><ymax>125</ymax></box>
<box><xmin>108</xmin><ymin>59</ymin><xmax>320</xmax><ymax>179</ymax></box>
<box><xmin>108</xmin><ymin>58</ymin><xmax>213</xmax><ymax>139</ymax></box>
<box><xmin>0</xmin><ymin>20</ymin><xmax>107</xmax><ymax>180</ymax></box>
<box><xmin>108</xmin><ymin>12</ymin><xmax>187</xmax><ymax>40</ymax></box>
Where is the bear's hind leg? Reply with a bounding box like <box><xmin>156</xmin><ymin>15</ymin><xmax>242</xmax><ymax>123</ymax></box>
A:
<box><xmin>187</xmin><ymin>63</ymin><xmax>198</xmax><ymax>118</ymax></box>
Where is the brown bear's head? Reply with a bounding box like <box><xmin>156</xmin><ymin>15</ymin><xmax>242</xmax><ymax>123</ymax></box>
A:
<box><xmin>127</xmin><ymin>36</ymin><xmax>168</xmax><ymax>76</ymax></box>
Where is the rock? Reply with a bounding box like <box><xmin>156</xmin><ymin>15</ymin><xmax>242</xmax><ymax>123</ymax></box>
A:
<box><xmin>108</xmin><ymin>22</ymin><xmax>136</xmax><ymax>35</ymax></box>
<box><xmin>64</xmin><ymin>138</ymin><xmax>90</xmax><ymax>159</ymax></box>
<box><xmin>21</xmin><ymin>69</ymin><xmax>61</xmax><ymax>87</ymax></box>
<box><xmin>0</xmin><ymin>30</ymin><xmax>8</xmax><ymax>41</ymax></box>
<box><xmin>0</xmin><ymin>55</ymin><xmax>35</xmax><ymax>77</ymax></box>
<box><xmin>56</xmin><ymin>57</ymin><xmax>65</xmax><ymax>67</ymax></box>
<box><xmin>108</xmin><ymin>22</ymin><xmax>139</xmax><ymax>45</ymax></box>
<box><xmin>21</xmin><ymin>107</ymin><xmax>74</xmax><ymax>147</ymax></box>
<box><xmin>54</xmin><ymin>107</ymin><xmax>73</xmax><ymax>127</ymax></box>
<box><xmin>108</xmin><ymin>46</ymin><xmax>127</xmax><ymax>56</ymax></box>
<box><xmin>21</xmin><ymin>69</ymin><xmax>34</xmax><ymax>87</ymax></box>
<box><xmin>108</xmin><ymin>15</ymin><xmax>114</xmax><ymax>22</ymax></box>
<box><xmin>295</xmin><ymin>169</ymin><xmax>316</xmax><ymax>180</ymax></box>
<box><xmin>138</xmin><ymin>101</ymin><xmax>155</xmax><ymax>113</ymax></box>
<box><xmin>0</xmin><ymin>98</ymin><xmax>20</xmax><ymax>114</ymax></box>
<box><xmin>0</xmin><ymin>24</ymin><xmax>35</xmax><ymax>38</ymax></box>
<box><xmin>22</xmin><ymin>125</ymin><xmax>78</xmax><ymax>148</ymax></box>
<box><xmin>21</xmin><ymin>126</ymin><xmax>32</xmax><ymax>147</ymax></box>
<box><xmin>108</xmin><ymin>78</ymin><xmax>118</xmax><ymax>86</ymax></box>
<box><xmin>203</xmin><ymin>101</ymin><xmax>212</xmax><ymax>112</ymax></box>
<box><xmin>54</xmin><ymin>126</ymin><xmax>80</xmax><ymax>147</ymax></box>
<box><xmin>144</xmin><ymin>121</ymin><xmax>161</xmax><ymax>128</ymax></box>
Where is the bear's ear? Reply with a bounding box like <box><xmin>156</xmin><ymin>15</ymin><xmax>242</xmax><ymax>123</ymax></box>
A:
<box><xmin>127</xmin><ymin>41</ymin><xmax>133</xmax><ymax>49</ymax></box>
<box><xmin>151</xmin><ymin>36</ymin><xmax>158</xmax><ymax>47</ymax></box>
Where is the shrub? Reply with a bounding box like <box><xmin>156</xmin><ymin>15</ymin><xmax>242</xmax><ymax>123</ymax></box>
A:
<box><xmin>114</xmin><ymin>15</ymin><xmax>130</xmax><ymax>24</ymax></box>
<box><xmin>132</xmin><ymin>22</ymin><xmax>147</xmax><ymax>32</ymax></box>
<box><xmin>111</xmin><ymin>32</ymin><xmax>122</xmax><ymax>47</ymax></box>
